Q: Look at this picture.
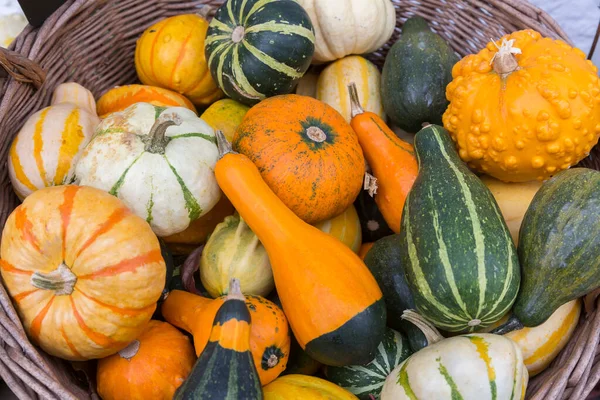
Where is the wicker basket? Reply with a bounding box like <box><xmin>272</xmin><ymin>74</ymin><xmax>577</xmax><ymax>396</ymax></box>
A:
<box><xmin>0</xmin><ymin>0</ymin><xmax>599</xmax><ymax>399</ymax></box>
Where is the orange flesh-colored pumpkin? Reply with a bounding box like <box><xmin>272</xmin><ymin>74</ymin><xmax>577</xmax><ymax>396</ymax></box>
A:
<box><xmin>97</xmin><ymin>85</ymin><xmax>197</xmax><ymax>118</ymax></box>
<box><xmin>348</xmin><ymin>83</ymin><xmax>418</xmax><ymax>233</ymax></box>
<box><xmin>215</xmin><ymin>131</ymin><xmax>384</xmax><ymax>366</ymax></box>
<box><xmin>162</xmin><ymin>195</ymin><xmax>235</xmax><ymax>255</ymax></box>
<box><xmin>358</xmin><ymin>242</ymin><xmax>374</xmax><ymax>260</ymax></box>
<box><xmin>161</xmin><ymin>289</ymin><xmax>290</xmax><ymax>385</ymax></box>
<box><xmin>233</xmin><ymin>94</ymin><xmax>365</xmax><ymax>224</ymax></box>
<box><xmin>0</xmin><ymin>186</ymin><xmax>165</xmax><ymax>360</ymax></box>
<box><xmin>135</xmin><ymin>14</ymin><xmax>222</xmax><ymax>106</ymax></box>
<box><xmin>96</xmin><ymin>320</ymin><xmax>195</xmax><ymax>400</ymax></box>
<box><xmin>443</xmin><ymin>29</ymin><xmax>600</xmax><ymax>182</ymax></box>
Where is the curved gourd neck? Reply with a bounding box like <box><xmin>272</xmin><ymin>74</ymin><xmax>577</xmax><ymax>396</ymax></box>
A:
<box><xmin>413</xmin><ymin>124</ymin><xmax>461</xmax><ymax>169</ymax></box>
<box><xmin>161</xmin><ymin>289</ymin><xmax>212</xmax><ymax>334</ymax></box>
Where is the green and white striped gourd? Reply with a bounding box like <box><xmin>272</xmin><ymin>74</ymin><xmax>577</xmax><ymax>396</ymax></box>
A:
<box><xmin>324</xmin><ymin>328</ymin><xmax>412</xmax><ymax>400</ymax></box>
<box><xmin>399</xmin><ymin>125</ymin><xmax>520</xmax><ymax>332</ymax></box>
<box><xmin>381</xmin><ymin>334</ymin><xmax>528</xmax><ymax>400</ymax></box>
<box><xmin>204</xmin><ymin>0</ymin><xmax>315</xmax><ymax>106</ymax></box>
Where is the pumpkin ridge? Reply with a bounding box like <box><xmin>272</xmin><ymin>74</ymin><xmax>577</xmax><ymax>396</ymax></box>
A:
<box><xmin>108</xmin><ymin>152</ymin><xmax>143</xmax><ymax>196</ymax></box>
<box><xmin>15</xmin><ymin>207</ymin><xmax>41</xmax><ymax>252</ymax></box>
<box><xmin>468</xmin><ymin>336</ymin><xmax>497</xmax><ymax>399</ymax></box>
<box><xmin>9</xmin><ymin>135</ymin><xmax>37</xmax><ymax>195</ymax></box>
<box><xmin>69</xmin><ymin>297</ymin><xmax>121</xmax><ymax>347</ymax></box>
<box><xmin>60</xmin><ymin>326</ymin><xmax>83</xmax><ymax>359</ymax></box>
<box><xmin>59</xmin><ymin>186</ymin><xmax>79</xmax><ymax>262</ymax></box>
<box><xmin>241</xmin><ymin>40</ymin><xmax>303</xmax><ymax>79</ymax></box>
<box><xmin>163</xmin><ymin>155</ymin><xmax>203</xmax><ymax>220</ymax></box>
<box><xmin>33</xmin><ymin>108</ymin><xmax>50</xmax><ymax>186</ymax></box>
<box><xmin>437</xmin><ymin>359</ymin><xmax>464</xmax><ymax>400</ymax></box>
<box><xmin>397</xmin><ymin>360</ymin><xmax>417</xmax><ymax>400</ymax></box>
<box><xmin>12</xmin><ymin>289</ymin><xmax>39</xmax><ymax>303</ymax></box>
<box><xmin>54</xmin><ymin>109</ymin><xmax>85</xmax><ymax>186</ymax></box>
<box><xmin>169</xmin><ymin>132</ymin><xmax>216</xmax><ymax>144</ymax></box>
<box><xmin>169</xmin><ymin>30</ymin><xmax>195</xmax><ymax>88</ymax></box>
<box><xmin>74</xmin><ymin>287</ymin><xmax>156</xmax><ymax>316</ymax></box>
<box><xmin>370</xmin><ymin>116</ymin><xmax>414</xmax><ymax>155</ymax></box>
<box><xmin>148</xmin><ymin>21</ymin><xmax>170</xmax><ymax>83</ymax></box>
<box><xmin>0</xmin><ymin>259</ymin><xmax>32</xmax><ymax>275</ymax></box>
<box><xmin>30</xmin><ymin>297</ymin><xmax>55</xmax><ymax>343</ymax></box>
<box><xmin>74</xmin><ymin>207</ymin><xmax>130</xmax><ymax>259</ymax></box>
<box><xmin>77</xmin><ymin>249</ymin><xmax>162</xmax><ymax>279</ymax></box>
<box><xmin>146</xmin><ymin>191</ymin><xmax>154</xmax><ymax>225</ymax></box>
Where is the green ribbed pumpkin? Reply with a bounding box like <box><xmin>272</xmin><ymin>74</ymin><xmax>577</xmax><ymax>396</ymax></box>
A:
<box><xmin>400</xmin><ymin>125</ymin><xmax>520</xmax><ymax>333</ymax></box>
<box><xmin>204</xmin><ymin>0</ymin><xmax>315</xmax><ymax>106</ymax></box>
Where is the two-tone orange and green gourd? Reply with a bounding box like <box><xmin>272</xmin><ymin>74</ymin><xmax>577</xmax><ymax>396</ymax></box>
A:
<box><xmin>399</xmin><ymin>125</ymin><xmax>519</xmax><ymax>332</ymax></box>
<box><xmin>215</xmin><ymin>130</ymin><xmax>386</xmax><ymax>366</ymax></box>
<box><xmin>174</xmin><ymin>280</ymin><xmax>263</xmax><ymax>399</ymax></box>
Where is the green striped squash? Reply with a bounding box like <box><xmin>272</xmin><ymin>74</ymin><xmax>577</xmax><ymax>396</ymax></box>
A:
<box><xmin>324</xmin><ymin>328</ymin><xmax>412</xmax><ymax>400</ymax></box>
<box><xmin>381</xmin><ymin>334</ymin><xmax>528</xmax><ymax>399</ymax></box>
<box><xmin>400</xmin><ymin>125</ymin><xmax>519</xmax><ymax>332</ymax></box>
<box><xmin>205</xmin><ymin>0</ymin><xmax>315</xmax><ymax>106</ymax></box>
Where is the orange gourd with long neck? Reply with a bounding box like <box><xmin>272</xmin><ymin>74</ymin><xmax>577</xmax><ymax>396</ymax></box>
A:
<box><xmin>348</xmin><ymin>83</ymin><xmax>418</xmax><ymax>233</ymax></box>
<box><xmin>214</xmin><ymin>130</ymin><xmax>386</xmax><ymax>367</ymax></box>
<box><xmin>161</xmin><ymin>289</ymin><xmax>289</xmax><ymax>385</ymax></box>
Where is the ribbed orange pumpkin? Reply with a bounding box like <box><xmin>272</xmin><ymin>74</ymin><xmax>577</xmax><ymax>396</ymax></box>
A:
<box><xmin>97</xmin><ymin>85</ymin><xmax>197</xmax><ymax>118</ymax></box>
<box><xmin>0</xmin><ymin>185</ymin><xmax>165</xmax><ymax>360</ymax></box>
<box><xmin>135</xmin><ymin>14</ymin><xmax>222</xmax><ymax>106</ymax></box>
<box><xmin>97</xmin><ymin>320</ymin><xmax>195</xmax><ymax>400</ymax></box>
<box><xmin>233</xmin><ymin>95</ymin><xmax>365</xmax><ymax>223</ymax></box>
<box><xmin>443</xmin><ymin>29</ymin><xmax>600</xmax><ymax>182</ymax></box>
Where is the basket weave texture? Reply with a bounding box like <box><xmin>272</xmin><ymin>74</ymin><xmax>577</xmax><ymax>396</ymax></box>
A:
<box><xmin>0</xmin><ymin>0</ymin><xmax>598</xmax><ymax>399</ymax></box>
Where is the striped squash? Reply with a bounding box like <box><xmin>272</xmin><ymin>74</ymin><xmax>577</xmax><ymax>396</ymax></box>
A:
<box><xmin>97</xmin><ymin>85</ymin><xmax>197</xmax><ymax>118</ymax></box>
<box><xmin>204</xmin><ymin>0</ymin><xmax>315</xmax><ymax>105</ymax></box>
<box><xmin>316</xmin><ymin>55</ymin><xmax>384</xmax><ymax>123</ymax></box>
<box><xmin>400</xmin><ymin>125</ymin><xmax>519</xmax><ymax>332</ymax></box>
<box><xmin>75</xmin><ymin>103</ymin><xmax>221</xmax><ymax>237</ymax></box>
<box><xmin>324</xmin><ymin>328</ymin><xmax>412</xmax><ymax>400</ymax></box>
<box><xmin>314</xmin><ymin>205</ymin><xmax>362</xmax><ymax>253</ymax></box>
<box><xmin>381</xmin><ymin>334</ymin><xmax>528</xmax><ymax>400</ymax></box>
<box><xmin>0</xmin><ymin>185</ymin><xmax>165</xmax><ymax>360</ymax></box>
<box><xmin>8</xmin><ymin>82</ymin><xmax>99</xmax><ymax>200</ymax></box>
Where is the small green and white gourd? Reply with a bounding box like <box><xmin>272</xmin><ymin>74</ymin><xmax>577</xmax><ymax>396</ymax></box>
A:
<box><xmin>75</xmin><ymin>103</ymin><xmax>221</xmax><ymax>237</ymax></box>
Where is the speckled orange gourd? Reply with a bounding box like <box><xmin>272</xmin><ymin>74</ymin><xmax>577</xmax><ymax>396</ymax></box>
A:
<box><xmin>443</xmin><ymin>30</ymin><xmax>600</xmax><ymax>182</ymax></box>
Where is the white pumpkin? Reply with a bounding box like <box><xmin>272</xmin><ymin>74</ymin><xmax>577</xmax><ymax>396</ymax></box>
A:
<box><xmin>0</xmin><ymin>13</ymin><xmax>27</xmax><ymax>48</ymax></box>
<box><xmin>297</xmin><ymin>0</ymin><xmax>396</xmax><ymax>63</ymax></box>
<box><xmin>381</xmin><ymin>334</ymin><xmax>528</xmax><ymax>400</ymax></box>
<box><xmin>75</xmin><ymin>103</ymin><xmax>220</xmax><ymax>236</ymax></box>
<box><xmin>8</xmin><ymin>82</ymin><xmax>99</xmax><ymax>200</ymax></box>
<box><xmin>316</xmin><ymin>55</ymin><xmax>384</xmax><ymax>123</ymax></box>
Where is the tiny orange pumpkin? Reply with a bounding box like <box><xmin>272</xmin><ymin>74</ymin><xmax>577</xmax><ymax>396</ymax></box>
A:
<box><xmin>97</xmin><ymin>85</ymin><xmax>197</xmax><ymax>118</ymax></box>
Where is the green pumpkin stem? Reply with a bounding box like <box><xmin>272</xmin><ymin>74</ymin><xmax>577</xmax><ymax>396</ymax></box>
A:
<box><xmin>145</xmin><ymin>113</ymin><xmax>182</xmax><ymax>154</ymax></box>
<box><xmin>216</xmin><ymin>130</ymin><xmax>238</xmax><ymax>159</ymax></box>
<box><xmin>401</xmin><ymin>310</ymin><xmax>444</xmax><ymax>345</ymax></box>
<box><xmin>347</xmin><ymin>82</ymin><xmax>364</xmax><ymax>118</ymax></box>
<box><xmin>30</xmin><ymin>263</ymin><xmax>77</xmax><ymax>296</ymax></box>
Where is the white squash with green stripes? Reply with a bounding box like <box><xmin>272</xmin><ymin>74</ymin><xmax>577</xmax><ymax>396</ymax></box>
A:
<box><xmin>75</xmin><ymin>103</ymin><xmax>220</xmax><ymax>236</ymax></box>
<box><xmin>381</xmin><ymin>334</ymin><xmax>528</xmax><ymax>400</ymax></box>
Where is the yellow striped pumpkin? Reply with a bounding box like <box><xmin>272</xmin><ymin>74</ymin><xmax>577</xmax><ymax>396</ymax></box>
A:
<box><xmin>314</xmin><ymin>205</ymin><xmax>362</xmax><ymax>253</ymax></box>
<box><xmin>0</xmin><ymin>185</ymin><xmax>165</xmax><ymax>360</ymax></box>
<box><xmin>485</xmin><ymin>300</ymin><xmax>581</xmax><ymax>377</ymax></box>
<box><xmin>8</xmin><ymin>82</ymin><xmax>100</xmax><ymax>200</ymax></box>
<box><xmin>316</xmin><ymin>55</ymin><xmax>385</xmax><ymax>123</ymax></box>
<box><xmin>135</xmin><ymin>14</ymin><xmax>222</xmax><ymax>106</ymax></box>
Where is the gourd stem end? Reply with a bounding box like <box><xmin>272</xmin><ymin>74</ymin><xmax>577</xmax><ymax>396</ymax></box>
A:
<box><xmin>489</xmin><ymin>315</ymin><xmax>524</xmax><ymax>335</ymax></box>
<box><xmin>216</xmin><ymin>130</ymin><xmax>238</xmax><ymax>159</ymax></box>
<box><xmin>347</xmin><ymin>82</ymin><xmax>364</xmax><ymax>118</ymax></box>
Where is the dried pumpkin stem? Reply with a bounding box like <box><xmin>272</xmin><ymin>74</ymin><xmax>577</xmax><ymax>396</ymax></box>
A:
<box><xmin>490</xmin><ymin>38</ymin><xmax>521</xmax><ymax>78</ymax></box>
<box><xmin>232</xmin><ymin>26</ymin><xmax>245</xmax><ymax>43</ymax></box>
<box><xmin>118</xmin><ymin>340</ymin><xmax>140</xmax><ymax>360</ymax></box>
<box><xmin>30</xmin><ymin>263</ymin><xmax>77</xmax><ymax>296</ymax></box>
<box><xmin>226</xmin><ymin>278</ymin><xmax>245</xmax><ymax>301</ymax></box>
<box><xmin>347</xmin><ymin>82</ymin><xmax>364</xmax><ymax>118</ymax></box>
<box><xmin>267</xmin><ymin>354</ymin><xmax>279</xmax><ymax>368</ymax></box>
<box><xmin>216</xmin><ymin>130</ymin><xmax>238</xmax><ymax>159</ymax></box>
<box><xmin>364</xmin><ymin>172</ymin><xmax>378</xmax><ymax>197</ymax></box>
<box><xmin>401</xmin><ymin>310</ymin><xmax>444</xmax><ymax>344</ymax></box>
<box><xmin>144</xmin><ymin>113</ymin><xmax>183</xmax><ymax>154</ymax></box>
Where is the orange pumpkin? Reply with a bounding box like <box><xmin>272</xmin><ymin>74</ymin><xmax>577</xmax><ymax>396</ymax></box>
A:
<box><xmin>97</xmin><ymin>85</ymin><xmax>197</xmax><ymax>118</ymax></box>
<box><xmin>162</xmin><ymin>195</ymin><xmax>235</xmax><ymax>255</ymax></box>
<box><xmin>162</xmin><ymin>289</ymin><xmax>290</xmax><ymax>385</ymax></box>
<box><xmin>358</xmin><ymin>242</ymin><xmax>374</xmax><ymax>260</ymax></box>
<box><xmin>0</xmin><ymin>185</ymin><xmax>165</xmax><ymax>360</ymax></box>
<box><xmin>97</xmin><ymin>320</ymin><xmax>195</xmax><ymax>400</ymax></box>
<box><xmin>233</xmin><ymin>95</ymin><xmax>365</xmax><ymax>224</ymax></box>
<box><xmin>135</xmin><ymin>14</ymin><xmax>222</xmax><ymax>106</ymax></box>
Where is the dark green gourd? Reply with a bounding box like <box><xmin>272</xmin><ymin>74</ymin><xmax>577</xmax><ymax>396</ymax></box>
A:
<box><xmin>514</xmin><ymin>168</ymin><xmax>600</xmax><ymax>327</ymax></box>
<box><xmin>381</xmin><ymin>17</ymin><xmax>458</xmax><ymax>133</ymax></box>
<box><xmin>174</xmin><ymin>279</ymin><xmax>263</xmax><ymax>400</ymax></box>
<box><xmin>400</xmin><ymin>125</ymin><xmax>520</xmax><ymax>333</ymax></box>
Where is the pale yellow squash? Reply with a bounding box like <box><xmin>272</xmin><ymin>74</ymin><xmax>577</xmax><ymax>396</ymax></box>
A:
<box><xmin>295</xmin><ymin>70</ymin><xmax>319</xmax><ymax>98</ymax></box>
<box><xmin>200</xmin><ymin>99</ymin><xmax>249</xmax><ymax>143</ymax></box>
<box><xmin>313</xmin><ymin>205</ymin><xmax>362</xmax><ymax>253</ymax></box>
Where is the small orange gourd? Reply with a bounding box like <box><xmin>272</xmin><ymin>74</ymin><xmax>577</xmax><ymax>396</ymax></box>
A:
<box><xmin>215</xmin><ymin>130</ymin><xmax>385</xmax><ymax>367</ymax></box>
<box><xmin>443</xmin><ymin>30</ymin><xmax>600</xmax><ymax>182</ymax></box>
<box><xmin>358</xmin><ymin>243</ymin><xmax>374</xmax><ymax>260</ymax></box>
<box><xmin>97</xmin><ymin>320</ymin><xmax>195</xmax><ymax>400</ymax></box>
<box><xmin>347</xmin><ymin>83</ymin><xmax>418</xmax><ymax>233</ymax></box>
<box><xmin>161</xmin><ymin>289</ymin><xmax>289</xmax><ymax>385</ymax></box>
<box><xmin>97</xmin><ymin>85</ymin><xmax>197</xmax><ymax>118</ymax></box>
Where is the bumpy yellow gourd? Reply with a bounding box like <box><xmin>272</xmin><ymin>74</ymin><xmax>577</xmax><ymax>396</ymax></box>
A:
<box><xmin>443</xmin><ymin>30</ymin><xmax>600</xmax><ymax>182</ymax></box>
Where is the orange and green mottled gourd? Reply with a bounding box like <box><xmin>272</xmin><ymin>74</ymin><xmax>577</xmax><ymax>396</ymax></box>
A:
<box><xmin>96</xmin><ymin>320</ymin><xmax>196</xmax><ymax>400</ymax></box>
<box><xmin>216</xmin><ymin>130</ymin><xmax>386</xmax><ymax>366</ymax></box>
<box><xmin>233</xmin><ymin>94</ymin><xmax>365</xmax><ymax>224</ymax></box>
<box><xmin>161</xmin><ymin>289</ymin><xmax>290</xmax><ymax>385</ymax></box>
<box><xmin>135</xmin><ymin>14</ymin><xmax>222</xmax><ymax>106</ymax></box>
<box><xmin>443</xmin><ymin>29</ymin><xmax>600</xmax><ymax>182</ymax></box>
<box><xmin>0</xmin><ymin>185</ymin><xmax>165</xmax><ymax>360</ymax></box>
<box><xmin>8</xmin><ymin>82</ymin><xmax>99</xmax><ymax>200</ymax></box>
<box><xmin>97</xmin><ymin>85</ymin><xmax>197</xmax><ymax>118</ymax></box>
<box><xmin>347</xmin><ymin>83</ymin><xmax>418</xmax><ymax>232</ymax></box>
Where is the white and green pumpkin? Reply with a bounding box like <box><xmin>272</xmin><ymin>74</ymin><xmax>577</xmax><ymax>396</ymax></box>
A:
<box><xmin>324</xmin><ymin>328</ymin><xmax>412</xmax><ymax>400</ymax></box>
<box><xmin>75</xmin><ymin>103</ymin><xmax>221</xmax><ymax>236</ymax></box>
<box><xmin>204</xmin><ymin>0</ymin><xmax>315</xmax><ymax>105</ymax></box>
<box><xmin>381</xmin><ymin>334</ymin><xmax>528</xmax><ymax>400</ymax></box>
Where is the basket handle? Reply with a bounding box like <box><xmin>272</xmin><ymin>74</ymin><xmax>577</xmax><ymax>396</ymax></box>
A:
<box><xmin>0</xmin><ymin>47</ymin><xmax>46</xmax><ymax>89</ymax></box>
